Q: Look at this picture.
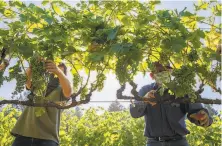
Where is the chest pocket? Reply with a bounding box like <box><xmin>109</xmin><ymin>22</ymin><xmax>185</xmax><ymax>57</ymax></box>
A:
<box><xmin>170</xmin><ymin>103</ymin><xmax>189</xmax><ymax>114</ymax></box>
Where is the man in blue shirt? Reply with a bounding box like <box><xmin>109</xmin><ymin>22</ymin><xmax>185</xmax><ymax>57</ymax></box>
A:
<box><xmin>130</xmin><ymin>62</ymin><xmax>213</xmax><ymax>146</ymax></box>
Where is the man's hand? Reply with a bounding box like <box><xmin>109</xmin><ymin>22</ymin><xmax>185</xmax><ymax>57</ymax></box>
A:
<box><xmin>143</xmin><ymin>90</ymin><xmax>157</xmax><ymax>106</ymax></box>
<box><xmin>45</xmin><ymin>60</ymin><xmax>62</xmax><ymax>75</ymax></box>
<box><xmin>25</xmin><ymin>67</ymin><xmax>32</xmax><ymax>90</ymax></box>
<box><xmin>0</xmin><ymin>64</ymin><xmax>5</xmax><ymax>71</ymax></box>
<box><xmin>190</xmin><ymin>110</ymin><xmax>210</xmax><ymax>127</ymax></box>
<box><xmin>26</xmin><ymin>67</ymin><xmax>32</xmax><ymax>76</ymax></box>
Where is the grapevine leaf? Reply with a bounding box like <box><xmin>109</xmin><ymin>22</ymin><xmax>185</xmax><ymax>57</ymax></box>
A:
<box><xmin>147</xmin><ymin>15</ymin><xmax>156</xmax><ymax>21</ymax></box>
<box><xmin>171</xmin><ymin>37</ymin><xmax>186</xmax><ymax>52</ymax></box>
<box><xmin>107</xmin><ymin>27</ymin><xmax>119</xmax><ymax>41</ymax></box>
<box><xmin>88</xmin><ymin>52</ymin><xmax>104</xmax><ymax>62</ymax></box>
<box><xmin>42</xmin><ymin>0</ymin><xmax>49</xmax><ymax>6</ymax></box>
<box><xmin>18</xmin><ymin>44</ymin><xmax>33</xmax><ymax>58</ymax></box>
<box><xmin>52</xmin><ymin>3</ymin><xmax>63</xmax><ymax>15</ymax></box>
<box><xmin>42</xmin><ymin>15</ymin><xmax>53</xmax><ymax>25</ymax></box>
<box><xmin>180</xmin><ymin>11</ymin><xmax>195</xmax><ymax>17</ymax></box>
<box><xmin>197</xmin><ymin>29</ymin><xmax>205</xmax><ymax>38</ymax></box>
<box><xmin>110</xmin><ymin>43</ymin><xmax>123</xmax><ymax>54</ymax></box>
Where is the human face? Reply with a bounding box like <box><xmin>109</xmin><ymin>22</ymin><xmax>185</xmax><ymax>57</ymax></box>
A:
<box><xmin>153</xmin><ymin>71</ymin><xmax>172</xmax><ymax>84</ymax></box>
<box><xmin>152</xmin><ymin>65</ymin><xmax>172</xmax><ymax>84</ymax></box>
<box><xmin>58</xmin><ymin>66</ymin><xmax>65</xmax><ymax>74</ymax></box>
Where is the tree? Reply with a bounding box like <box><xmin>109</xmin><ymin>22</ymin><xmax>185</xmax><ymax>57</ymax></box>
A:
<box><xmin>108</xmin><ymin>100</ymin><xmax>125</xmax><ymax>112</ymax></box>
<box><xmin>0</xmin><ymin>1</ymin><xmax>221</xmax><ymax>110</ymax></box>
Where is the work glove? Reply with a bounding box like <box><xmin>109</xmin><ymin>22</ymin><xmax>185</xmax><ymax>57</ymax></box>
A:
<box><xmin>189</xmin><ymin>109</ymin><xmax>212</xmax><ymax>127</ymax></box>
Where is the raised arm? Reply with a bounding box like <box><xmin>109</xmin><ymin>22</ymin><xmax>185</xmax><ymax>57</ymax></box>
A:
<box><xmin>25</xmin><ymin>67</ymin><xmax>32</xmax><ymax>90</ymax></box>
<box><xmin>45</xmin><ymin>60</ymin><xmax>72</xmax><ymax>98</ymax></box>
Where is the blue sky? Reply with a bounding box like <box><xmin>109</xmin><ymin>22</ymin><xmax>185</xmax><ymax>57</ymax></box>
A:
<box><xmin>0</xmin><ymin>0</ymin><xmax>221</xmax><ymax>111</ymax></box>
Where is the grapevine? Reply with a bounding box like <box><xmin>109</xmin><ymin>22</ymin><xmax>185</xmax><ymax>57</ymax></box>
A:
<box><xmin>169</xmin><ymin>65</ymin><xmax>197</xmax><ymax>98</ymax></box>
<box><xmin>0</xmin><ymin>0</ymin><xmax>220</xmax><ymax>107</ymax></box>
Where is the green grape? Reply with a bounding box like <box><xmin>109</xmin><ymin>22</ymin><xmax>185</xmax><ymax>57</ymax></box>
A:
<box><xmin>171</xmin><ymin>65</ymin><xmax>196</xmax><ymax>98</ymax></box>
<box><xmin>115</xmin><ymin>57</ymin><xmax>137</xmax><ymax>85</ymax></box>
<box><xmin>188</xmin><ymin>92</ymin><xmax>197</xmax><ymax>102</ymax></box>
<box><xmin>96</xmin><ymin>73</ymin><xmax>106</xmax><ymax>91</ymax></box>
<box><xmin>188</xmin><ymin>49</ymin><xmax>198</xmax><ymax>62</ymax></box>
<box><xmin>115</xmin><ymin>58</ymin><xmax>128</xmax><ymax>84</ymax></box>
<box><xmin>29</xmin><ymin>55</ymin><xmax>49</xmax><ymax>98</ymax></box>
<box><xmin>13</xmin><ymin>74</ymin><xmax>26</xmax><ymax>95</ymax></box>
<box><xmin>8</xmin><ymin>64</ymin><xmax>27</xmax><ymax>96</ymax></box>
<box><xmin>29</xmin><ymin>55</ymin><xmax>50</xmax><ymax>117</ymax></box>
<box><xmin>80</xmin><ymin>87</ymin><xmax>88</xmax><ymax>100</ymax></box>
<box><xmin>73</xmin><ymin>73</ymin><xmax>81</xmax><ymax>92</ymax></box>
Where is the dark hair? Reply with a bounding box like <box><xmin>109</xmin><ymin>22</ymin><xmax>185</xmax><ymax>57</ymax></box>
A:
<box><xmin>58</xmin><ymin>62</ymin><xmax>67</xmax><ymax>75</ymax></box>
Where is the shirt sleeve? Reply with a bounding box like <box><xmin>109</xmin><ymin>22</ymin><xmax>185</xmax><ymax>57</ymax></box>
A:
<box><xmin>60</xmin><ymin>88</ymin><xmax>71</xmax><ymax>101</ymax></box>
<box><xmin>129</xmin><ymin>85</ymin><xmax>151</xmax><ymax>118</ymax></box>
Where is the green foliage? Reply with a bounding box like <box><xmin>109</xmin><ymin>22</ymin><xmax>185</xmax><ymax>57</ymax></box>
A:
<box><xmin>0</xmin><ymin>0</ymin><xmax>221</xmax><ymax>100</ymax></box>
<box><xmin>6</xmin><ymin>63</ymin><xmax>26</xmax><ymax>96</ymax></box>
<box><xmin>0</xmin><ymin>106</ymin><xmax>221</xmax><ymax>146</ymax></box>
<box><xmin>167</xmin><ymin>65</ymin><xmax>197</xmax><ymax>99</ymax></box>
<box><xmin>186</xmin><ymin>116</ymin><xmax>222</xmax><ymax>146</ymax></box>
<box><xmin>0</xmin><ymin>106</ymin><xmax>21</xmax><ymax>146</ymax></box>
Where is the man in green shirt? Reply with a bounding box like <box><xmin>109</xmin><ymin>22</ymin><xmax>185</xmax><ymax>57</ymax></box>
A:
<box><xmin>11</xmin><ymin>60</ymin><xmax>72</xmax><ymax>146</ymax></box>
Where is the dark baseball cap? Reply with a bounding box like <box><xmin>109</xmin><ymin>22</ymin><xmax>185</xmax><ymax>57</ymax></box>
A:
<box><xmin>153</xmin><ymin>62</ymin><xmax>172</xmax><ymax>69</ymax></box>
<box><xmin>152</xmin><ymin>61</ymin><xmax>173</xmax><ymax>73</ymax></box>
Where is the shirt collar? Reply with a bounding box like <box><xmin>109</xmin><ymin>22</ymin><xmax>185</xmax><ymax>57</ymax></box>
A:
<box><xmin>152</xmin><ymin>82</ymin><xmax>159</xmax><ymax>90</ymax></box>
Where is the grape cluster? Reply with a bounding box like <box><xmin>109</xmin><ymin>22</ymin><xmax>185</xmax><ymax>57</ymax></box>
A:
<box><xmin>73</xmin><ymin>73</ymin><xmax>81</xmax><ymax>92</ymax></box>
<box><xmin>29</xmin><ymin>55</ymin><xmax>49</xmax><ymax>100</ymax></box>
<box><xmin>80</xmin><ymin>87</ymin><xmax>88</xmax><ymax>100</ymax></box>
<box><xmin>171</xmin><ymin>65</ymin><xmax>196</xmax><ymax>98</ymax></box>
<box><xmin>7</xmin><ymin>64</ymin><xmax>27</xmax><ymax>96</ymax></box>
<box><xmin>96</xmin><ymin>73</ymin><xmax>106</xmax><ymax>91</ymax></box>
<box><xmin>115</xmin><ymin>58</ymin><xmax>128</xmax><ymax>84</ymax></box>
<box><xmin>188</xmin><ymin>49</ymin><xmax>198</xmax><ymax>62</ymax></box>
